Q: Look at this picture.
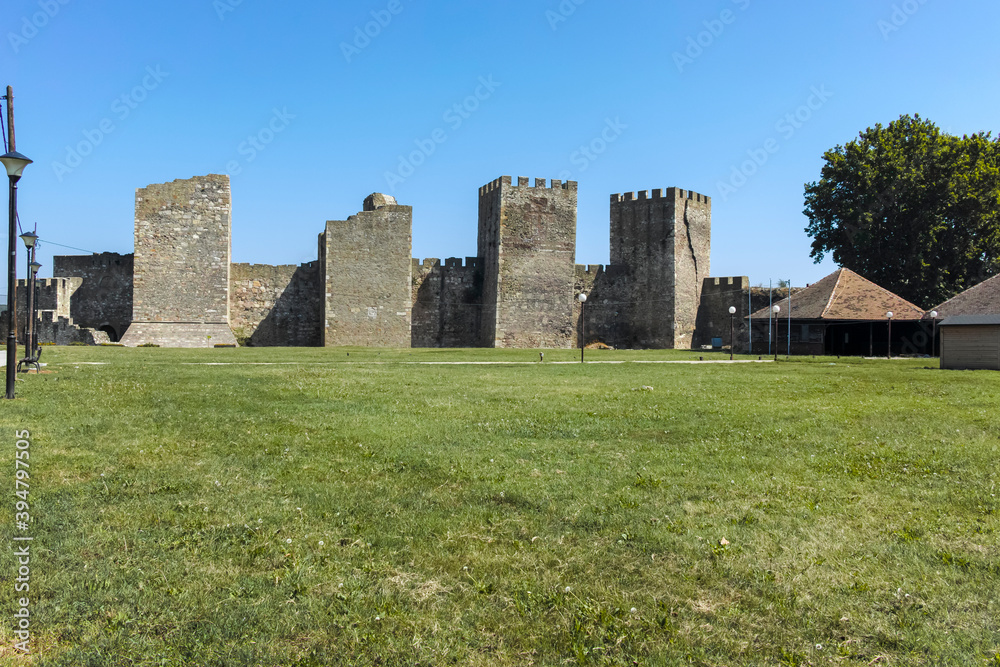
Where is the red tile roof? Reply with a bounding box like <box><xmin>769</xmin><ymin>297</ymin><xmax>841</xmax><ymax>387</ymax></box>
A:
<box><xmin>749</xmin><ymin>269</ymin><xmax>925</xmax><ymax>321</ymax></box>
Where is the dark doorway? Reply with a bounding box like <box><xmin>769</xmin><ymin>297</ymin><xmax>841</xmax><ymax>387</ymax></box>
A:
<box><xmin>99</xmin><ymin>325</ymin><xmax>118</xmax><ymax>342</ymax></box>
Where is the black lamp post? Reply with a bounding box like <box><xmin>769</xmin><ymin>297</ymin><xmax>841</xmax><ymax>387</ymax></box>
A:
<box><xmin>886</xmin><ymin>311</ymin><xmax>894</xmax><ymax>360</ymax></box>
<box><xmin>578</xmin><ymin>293</ymin><xmax>587</xmax><ymax>363</ymax></box>
<box><xmin>772</xmin><ymin>305</ymin><xmax>780</xmax><ymax>362</ymax></box>
<box><xmin>19</xmin><ymin>230</ymin><xmax>37</xmax><ymax>368</ymax></box>
<box><xmin>728</xmin><ymin>306</ymin><xmax>736</xmax><ymax>361</ymax></box>
<box><xmin>1</xmin><ymin>150</ymin><xmax>32</xmax><ymax>399</ymax></box>
<box><xmin>17</xmin><ymin>259</ymin><xmax>41</xmax><ymax>373</ymax></box>
<box><xmin>29</xmin><ymin>260</ymin><xmax>40</xmax><ymax>355</ymax></box>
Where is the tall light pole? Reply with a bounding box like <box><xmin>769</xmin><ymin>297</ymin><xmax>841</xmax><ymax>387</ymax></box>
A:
<box><xmin>929</xmin><ymin>310</ymin><xmax>938</xmax><ymax>357</ymax></box>
<box><xmin>886</xmin><ymin>311</ymin><xmax>894</xmax><ymax>360</ymax></box>
<box><xmin>728</xmin><ymin>306</ymin><xmax>736</xmax><ymax>360</ymax></box>
<box><xmin>772</xmin><ymin>305</ymin><xmax>780</xmax><ymax>362</ymax></box>
<box><xmin>1</xmin><ymin>150</ymin><xmax>33</xmax><ymax>399</ymax></box>
<box><xmin>578</xmin><ymin>293</ymin><xmax>587</xmax><ymax>363</ymax></box>
<box><xmin>19</xmin><ymin>230</ymin><xmax>37</xmax><ymax>366</ymax></box>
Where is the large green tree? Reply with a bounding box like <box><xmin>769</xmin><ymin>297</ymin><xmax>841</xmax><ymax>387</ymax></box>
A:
<box><xmin>803</xmin><ymin>114</ymin><xmax>1000</xmax><ymax>308</ymax></box>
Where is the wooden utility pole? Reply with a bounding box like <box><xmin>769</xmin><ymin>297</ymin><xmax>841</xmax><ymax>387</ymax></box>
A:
<box><xmin>6</xmin><ymin>85</ymin><xmax>14</xmax><ymax>150</ymax></box>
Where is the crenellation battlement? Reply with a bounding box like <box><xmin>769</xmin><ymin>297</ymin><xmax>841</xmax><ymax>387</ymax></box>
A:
<box><xmin>612</xmin><ymin>187</ymin><xmax>711</xmax><ymax>205</ymax></box>
<box><xmin>16</xmin><ymin>277</ymin><xmax>77</xmax><ymax>291</ymax></box>
<box><xmin>234</xmin><ymin>262</ymin><xmax>302</xmax><ymax>270</ymax></box>
<box><xmin>575</xmin><ymin>264</ymin><xmax>604</xmax><ymax>274</ymax></box>
<box><xmin>481</xmin><ymin>176</ymin><xmax>577</xmax><ymax>197</ymax></box>
<box><xmin>414</xmin><ymin>257</ymin><xmax>481</xmax><ymax>270</ymax></box>
<box><xmin>701</xmin><ymin>276</ymin><xmax>748</xmax><ymax>294</ymax></box>
<box><xmin>670</xmin><ymin>187</ymin><xmax>711</xmax><ymax>204</ymax></box>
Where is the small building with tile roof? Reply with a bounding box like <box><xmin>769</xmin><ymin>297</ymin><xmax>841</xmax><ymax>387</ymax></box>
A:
<box><xmin>938</xmin><ymin>315</ymin><xmax>1000</xmax><ymax>370</ymax></box>
<box><xmin>746</xmin><ymin>268</ymin><xmax>931</xmax><ymax>356</ymax></box>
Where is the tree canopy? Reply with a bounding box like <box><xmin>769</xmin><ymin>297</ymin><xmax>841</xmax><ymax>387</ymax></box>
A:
<box><xmin>803</xmin><ymin>114</ymin><xmax>1000</xmax><ymax>308</ymax></box>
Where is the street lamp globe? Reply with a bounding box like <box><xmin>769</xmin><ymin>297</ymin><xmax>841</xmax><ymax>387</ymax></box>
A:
<box><xmin>30</xmin><ymin>261</ymin><xmax>41</xmax><ymax>275</ymax></box>
<box><xmin>729</xmin><ymin>306</ymin><xmax>736</xmax><ymax>315</ymax></box>
<box><xmin>930</xmin><ymin>310</ymin><xmax>938</xmax><ymax>319</ymax></box>
<box><xmin>0</xmin><ymin>151</ymin><xmax>32</xmax><ymax>181</ymax></box>
<box><xmin>886</xmin><ymin>311</ymin><xmax>893</xmax><ymax>319</ymax></box>
<box><xmin>772</xmin><ymin>305</ymin><xmax>780</xmax><ymax>315</ymax></box>
<box><xmin>578</xmin><ymin>293</ymin><xmax>587</xmax><ymax>303</ymax></box>
<box><xmin>19</xmin><ymin>230</ymin><xmax>37</xmax><ymax>249</ymax></box>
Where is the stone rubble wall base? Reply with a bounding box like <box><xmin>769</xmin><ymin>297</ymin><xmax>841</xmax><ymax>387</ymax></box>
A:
<box><xmin>0</xmin><ymin>310</ymin><xmax>111</xmax><ymax>346</ymax></box>
<box><xmin>119</xmin><ymin>323</ymin><xmax>239</xmax><ymax>348</ymax></box>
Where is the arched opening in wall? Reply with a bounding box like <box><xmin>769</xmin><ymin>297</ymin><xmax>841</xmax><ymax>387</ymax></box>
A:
<box><xmin>99</xmin><ymin>325</ymin><xmax>118</xmax><ymax>342</ymax></box>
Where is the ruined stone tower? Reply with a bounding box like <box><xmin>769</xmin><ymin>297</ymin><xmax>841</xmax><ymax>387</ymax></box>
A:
<box><xmin>119</xmin><ymin>175</ymin><xmax>238</xmax><ymax>347</ymax></box>
<box><xmin>319</xmin><ymin>194</ymin><xmax>412</xmax><ymax>347</ymax></box>
<box><xmin>477</xmin><ymin>176</ymin><xmax>578</xmax><ymax>348</ymax></box>
<box><xmin>609</xmin><ymin>188</ymin><xmax>711</xmax><ymax>349</ymax></box>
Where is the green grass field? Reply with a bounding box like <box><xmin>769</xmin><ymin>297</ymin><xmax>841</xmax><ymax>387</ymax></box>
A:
<box><xmin>1</xmin><ymin>347</ymin><xmax>998</xmax><ymax>666</ymax></box>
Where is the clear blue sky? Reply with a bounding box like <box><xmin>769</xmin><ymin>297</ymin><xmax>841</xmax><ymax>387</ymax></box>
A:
<box><xmin>3</xmin><ymin>0</ymin><xmax>998</xmax><ymax>288</ymax></box>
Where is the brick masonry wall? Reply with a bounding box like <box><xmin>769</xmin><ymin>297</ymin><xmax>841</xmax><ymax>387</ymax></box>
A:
<box><xmin>477</xmin><ymin>176</ymin><xmax>578</xmax><ymax>349</ymax></box>
<box><xmin>53</xmin><ymin>252</ymin><xmax>133</xmax><ymax>341</ymax></box>
<box><xmin>320</xmin><ymin>200</ymin><xmax>412</xmax><ymax>347</ymax></box>
<box><xmin>610</xmin><ymin>188</ymin><xmax>711</xmax><ymax>349</ymax></box>
<box><xmin>131</xmin><ymin>175</ymin><xmax>232</xmax><ymax>323</ymax></box>
<box><xmin>230</xmin><ymin>262</ymin><xmax>322</xmax><ymax>347</ymax></box>
<box><xmin>411</xmin><ymin>257</ymin><xmax>483</xmax><ymax>348</ymax></box>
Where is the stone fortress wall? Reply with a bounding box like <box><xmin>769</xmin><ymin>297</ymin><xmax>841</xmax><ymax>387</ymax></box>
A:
<box><xmin>610</xmin><ymin>188</ymin><xmax>711</xmax><ymax>349</ymax></box>
<box><xmin>230</xmin><ymin>262</ymin><xmax>322</xmax><ymax>347</ymax></box>
<box><xmin>0</xmin><ymin>277</ymin><xmax>109</xmax><ymax>346</ymax></box>
<box><xmin>120</xmin><ymin>175</ymin><xmax>238</xmax><ymax>347</ymax></box>
<box><xmin>478</xmin><ymin>177</ymin><xmax>578</xmax><ymax>349</ymax></box>
<box><xmin>52</xmin><ymin>252</ymin><xmax>133</xmax><ymax>341</ymax></box>
<box><xmin>49</xmin><ymin>174</ymin><xmax>743</xmax><ymax>350</ymax></box>
<box><xmin>411</xmin><ymin>257</ymin><xmax>481</xmax><ymax>348</ymax></box>
<box><xmin>319</xmin><ymin>193</ymin><xmax>413</xmax><ymax>348</ymax></box>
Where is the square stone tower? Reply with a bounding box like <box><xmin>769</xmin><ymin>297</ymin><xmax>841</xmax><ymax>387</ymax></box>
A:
<box><xmin>478</xmin><ymin>176</ymin><xmax>578</xmax><ymax>348</ymax></box>
<box><xmin>610</xmin><ymin>188</ymin><xmax>711</xmax><ymax>349</ymax></box>
<box><xmin>319</xmin><ymin>194</ymin><xmax>412</xmax><ymax>347</ymax></box>
<box><xmin>119</xmin><ymin>175</ymin><xmax>238</xmax><ymax>347</ymax></box>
